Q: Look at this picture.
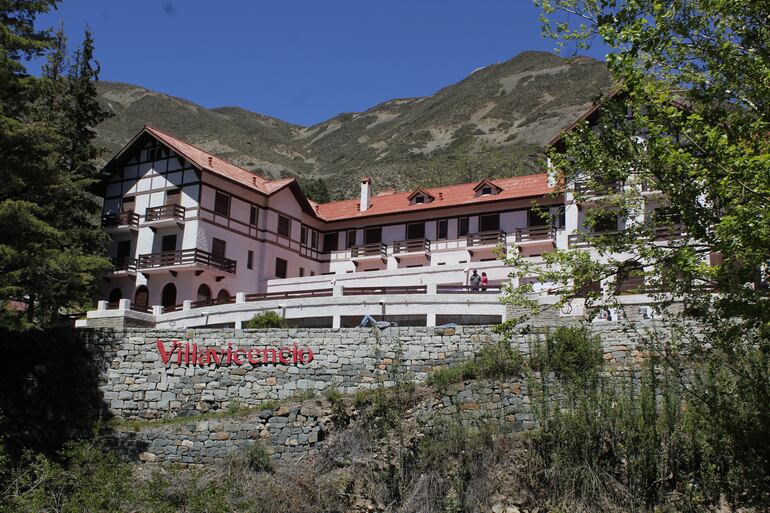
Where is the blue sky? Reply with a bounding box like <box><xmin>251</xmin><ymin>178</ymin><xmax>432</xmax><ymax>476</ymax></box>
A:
<box><xmin>35</xmin><ymin>0</ymin><xmax>607</xmax><ymax>126</ymax></box>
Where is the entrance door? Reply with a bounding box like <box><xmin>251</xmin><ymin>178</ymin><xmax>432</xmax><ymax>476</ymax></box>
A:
<box><xmin>161</xmin><ymin>283</ymin><xmax>177</xmax><ymax>308</ymax></box>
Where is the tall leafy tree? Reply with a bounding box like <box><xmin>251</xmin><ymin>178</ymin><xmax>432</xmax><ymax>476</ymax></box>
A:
<box><xmin>500</xmin><ymin>1</ymin><xmax>770</xmax><ymax>506</ymax></box>
<box><xmin>0</xmin><ymin>3</ymin><xmax>111</xmax><ymax>328</ymax></box>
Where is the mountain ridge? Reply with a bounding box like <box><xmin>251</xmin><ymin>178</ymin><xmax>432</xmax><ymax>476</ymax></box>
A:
<box><xmin>94</xmin><ymin>51</ymin><xmax>612</xmax><ymax>199</ymax></box>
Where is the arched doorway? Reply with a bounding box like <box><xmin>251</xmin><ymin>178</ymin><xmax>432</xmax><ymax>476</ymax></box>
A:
<box><xmin>108</xmin><ymin>287</ymin><xmax>122</xmax><ymax>304</ymax></box>
<box><xmin>134</xmin><ymin>286</ymin><xmax>149</xmax><ymax>308</ymax></box>
<box><xmin>161</xmin><ymin>283</ymin><xmax>177</xmax><ymax>308</ymax></box>
<box><xmin>197</xmin><ymin>284</ymin><xmax>211</xmax><ymax>301</ymax></box>
<box><xmin>216</xmin><ymin>289</ymin><xmax>231</xmax><ymax>302</ymax></box>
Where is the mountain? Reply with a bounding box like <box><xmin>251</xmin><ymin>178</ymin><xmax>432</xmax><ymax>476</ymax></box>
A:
<box><xmin>94</xmin><ymin>51</ymin><xmax>612</xmax><ymax>199</ymax></box>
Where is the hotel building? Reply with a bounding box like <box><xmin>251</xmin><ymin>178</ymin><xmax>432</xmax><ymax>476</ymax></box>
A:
<box><xmin>87</xmin><ymin>107</ymin><xmax>680</xmax><ymax>329</ymax></box>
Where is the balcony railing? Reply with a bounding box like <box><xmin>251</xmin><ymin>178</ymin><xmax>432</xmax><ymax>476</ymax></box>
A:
<box><xmin>574</xmin><ymin>181</ymin><xmax>623</xmax><ymax>197</ymax></box>
<box><xmin>568</xmin><ymin>229</ymin><xmax>625</xmax><ymax>247</ymax></box>
<box><xmin>343</xmin><ymin>285</ymin><xmax>427</xmax><ymax>296</ymax></box>
<box><xmin>393</xmin><ymin>238</ymin><xmax>430</xmax><ymax>254</ymax></box>
<box><xmin>436</xmin><ymin>285</ymin><xmax>502</xmax><ymax>294</ymax></box>
<box><xmin>137</xmin><ymin>248</ymin><xmax>236</xmax><ymax>273</ymax></box>
<box><xmin>653</xmin><ymin>224</ymin><xmax>686</xmax><ymax>240</ymax></box>
<box><xmin>514</xmin><ymin>225</ymin><xmax>554</xmax><ymax>243</ymax></box>
<box><xmin>191</xmin><ymin>295</ymin><xmax>237</xmax><ymax>308</ymax></box>
<box><xmin>466</xmin><ymin>230</ymin><xmax>505</xmax><ymax>247</ymax></box>
<box><xmin>102</xmin><ymin>210</ymin><xmax>139</xmax><ymax>228</ymax></box>
<box><xmin>144</xmin><ymin>204</ymin><xmax>185</xmax><ymax>223</ymax></box>
<box><xmin>245</xmin><ymin>289</ymin><xmax>334</xmax><ymax>302</ymax></box>
<box><xmin>351</xmin><ymin>242</ymin><xmax>387</xmax><ymax>258</ymax></box>
<box><xmin>111</xmin><ymin>257</ymin><xmax>137</xmax><ymax>273</ymax></box>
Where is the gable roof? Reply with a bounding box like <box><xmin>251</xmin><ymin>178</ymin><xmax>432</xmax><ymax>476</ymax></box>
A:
<box><xmin>472</xmin><ymin>178</ymin><xmax>503</xmax><ymax>192</ymax></box>
<box><xmin>406</xmin><ymin>188</ymin><xmax>435</xmax><ymax>201</ymax></box>
<box><xmin>103</xmin><ymin>125</ymin><xmax>316</xmax><ymax>214</ymax></box>
<box><xmin>315</xmin><ymin>173</ymin><xmax>554</xmax><ymax>222</ymax></box>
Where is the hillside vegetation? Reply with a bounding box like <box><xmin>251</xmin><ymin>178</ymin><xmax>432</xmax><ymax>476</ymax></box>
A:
<box><xmin>94</xmin><ymin>51</ymin><xmax>611</xmax><ymax>199</ymax></box>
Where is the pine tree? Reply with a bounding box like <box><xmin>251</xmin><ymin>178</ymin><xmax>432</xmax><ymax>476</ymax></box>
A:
<box><xmin>0</xmin><ymin>4</ymin><xmax>112</xmax><ymax>328</ymax></box>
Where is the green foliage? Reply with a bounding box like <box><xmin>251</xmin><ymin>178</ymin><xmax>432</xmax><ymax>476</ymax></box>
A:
<box><xmin>300</xmin><ymin>177</ymin><xmax>331</xmax><ymax>203</ymax></box>
<box><xmin>246</xmin><ymin>441</ymin><xmax>273</xmax><ymax>473</ymax></box>
<box><xmin>530</xmin><ymin>325</ymin><xmax>602</xmax><ymax>384</ymax></box>
<box><xmin>428</xmin><ymin>340</ymin><xmax>524</xmax><ymax>390</ymax></box>
<box><xmin>243</xmin><ymin>310</ymin><xmax>285</xmax><ymax>329</ymax></box>
<box><xmin>0</xmin><ymin>6</ymin><xmax>112</xmax><ymax>328</ymax></box>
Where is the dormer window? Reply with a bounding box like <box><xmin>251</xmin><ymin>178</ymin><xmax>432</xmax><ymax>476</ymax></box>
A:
<box><xmin>473</xmin><ymin>179</ymin><xmax>502</xmax><ymax>197</ymax></box>
<box><xmin>407</xmin><ymin>188</ymin><xmax>435</xmax><ymax>205</ymax></box>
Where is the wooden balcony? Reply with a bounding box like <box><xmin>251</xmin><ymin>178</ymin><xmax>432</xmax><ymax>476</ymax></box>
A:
<box><xmin>653</xmin><ymin>224</ymin><xmax>686</xmax><ymax>240</ymax></box>
<box><xmin>573</xmin><ymin>180</ymin><xmax>623</xmax><ymax>200</ymax></box>
<box><xmin>137</xmin><ymin>248</ymin><xmax>236</xmax><ymax>274</ymax></box>
<box><xmin>466</xmin><ymin>230</ymin><xmax>506</xmax><ymax>247</ymax></box>
<box><xmin>568</xmin><ymin>229</ymin><xmax>624</xmax><ymax>247</ymax></box>
<box><xmin>351</xmin><ymin>242</ymin><xmax>387</xmax><ymax>259</ymax></box>
<box><xmin>143</xmin><ymin>204</ymin><xmax>186</xmax><ymax>224</ymax></box>
<box><xmin>514</xmin><ymin>225</ymin><xmax>555</xmax><ymax>249</ymax></box>
<box><xmin>102</xmin><ymin>210</ymin><xmax>139</xmax><ymax>230</ymax></box>
<box><xmin>111</xmin><ymin>257</ymin><xmax>137</xmax><ymax>274</ymax></box>
<box><xmin>393</xmin><ymin>238</ymin><xmax>430</xmax><ymax>256</ymax></box>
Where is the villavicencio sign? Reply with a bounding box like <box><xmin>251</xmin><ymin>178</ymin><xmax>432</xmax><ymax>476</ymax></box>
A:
<box><xmin>156</xmin><ymin>340</ymin><xmax>314</xmax><ymax>367</ymax></box>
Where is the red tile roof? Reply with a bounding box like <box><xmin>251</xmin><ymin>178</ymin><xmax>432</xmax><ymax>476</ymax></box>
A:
<box><xmin>144</xmin><ymin>125</ymin><xmax>293</xmax><ymax>196</ymax></box>
<box><xmin>136</xmin><ymin>126</ymin><xmax>554</xmax><ymax>222</ymax></box>
<box><xmin>315</xmin><ymin>173</ymin><xmax>554</xmax><ymax>221</ymax></box>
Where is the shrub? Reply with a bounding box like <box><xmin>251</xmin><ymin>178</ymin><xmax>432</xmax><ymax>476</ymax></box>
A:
<box><xmin>427</xmin><ymin>341</ymin><xmax>524</xmax><ymax>390</ymax></box>
<box><xmin>243</xmin><ymin>311</ymin><xmax>284</xmax><ymax>329</ymax></box>
<box><xmin>530</xmin><ymin>325</ymin><xmax>602</xmax><ymax>384</ymax></box>
<box><xmin>246</xmin><ymin>441</ymin><xmax>273</xmax><ymax>473</ymax></box>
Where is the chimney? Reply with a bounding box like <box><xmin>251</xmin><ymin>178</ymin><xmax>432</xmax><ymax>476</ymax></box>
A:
<box><xmin>359</xmin><ymin>177</ymin><xmax>372</xmax><ymax>212</ymax></box>
<box><xmin>208</xmin><ymin>156</ymin><xmax>213</xmax><ymax>167</ymax></box>
<box><xmin>252</xmin><ymin>176</ymin><xmax>257</xmax><ymax>186</ymax></box>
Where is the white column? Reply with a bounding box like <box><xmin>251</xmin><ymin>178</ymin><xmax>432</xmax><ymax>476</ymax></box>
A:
<box><xmin>332</xmin><ymin>315</ymin><xmax>341</xmax><ymax>329</ymax></box>
<box><xmin>426</xmin><ymin>312</ymin><xmax>436</xmax><ymax>327</ymax></box>
<box><xmin>97</xmin><ymin>300</ymin><xmax>108</xmax><ymax>311</ymax></box>
<box><xmin>118</xmin><ymin>299</ymin><xmax>130</xmax><ymax>311</ymax></box>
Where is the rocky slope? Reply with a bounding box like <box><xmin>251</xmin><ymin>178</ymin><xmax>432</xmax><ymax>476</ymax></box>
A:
<box><xmin>95</xmin><ymin>51</ymin><xmax>611</xmax><ymax>198</ymax></box>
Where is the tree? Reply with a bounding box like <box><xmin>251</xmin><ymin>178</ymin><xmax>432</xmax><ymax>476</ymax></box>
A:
<box><xmin>0</xmin><ymin>3</ymin><xmax>112</xmax><ymax>328</ymax></box>
<box><xmin>301</xmin><ymin>177</ymin><xmax>331</xmax><ymax>203</ymax></box>
<box><xmin>499</xmin><ymin>0</ymin><xmax>770</xmax><ymax>506</ymax></box>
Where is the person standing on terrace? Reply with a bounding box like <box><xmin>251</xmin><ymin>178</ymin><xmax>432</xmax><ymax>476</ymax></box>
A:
<box><xmin>469</xmin><ymin>269</ymin><xmax>481</xmax><ymax>291</ymax></box>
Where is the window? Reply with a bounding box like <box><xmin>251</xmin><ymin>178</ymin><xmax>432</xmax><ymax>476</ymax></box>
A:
<box><xmin>161</xmin><ymin>234</ymin><xmax>177</xmax><ymax>252</ymax></box>
<box><xmin>134</xmin><ymin>285</ymin><xmax>149</xmax><ymax>307</ymax></box>
<box><xmin>299</xmin><ymin>267</ymin><xmax>305</xmax><ymax>277</ymax></box>
<box><xmin>247</xmin><ymin>250</ymin><xmax>254</xmax><ymax>270</ymax></box>
<box><xmin>211</xmin><ymin>238</ymin><xmax>226</xmax><ymax>260</ymax></box>
<box><xmin>275</xmin><ymin>257</ymin><xmax>287</xmax><ymax>278</ymax></box>
<box><xmin>527</xmin><ymin>207</ymin><xmax>549</xmax><ymax>227</ymax></box>
<box><xmin>346</xmin><ymin>229</ymin><xmax>357</xmax><ymax>248</ymax></box>
<box><xmin>311</xmin><ymin>230</ymin><xmax>318</xmax><ymax>249</ymax></box>
<box><xmin>214</xmin><ymin>191</ymin><xmax>230</xmax><ymax>216</ymax></box>
<box><xmin>414</xmin><ymin>196</ymin><xmax>425</xmax><ymax>204</ymax></box>
<box><xmin>479</xmin><ymin>213</ymin><xmax>500</xmax><ymax>232</ymax></box>
<box><xmin>365</xmin><ymin>226</ymin><xmax>382</xmax><ymax>244</ymax></box>
<box><xmin>458</xmin><ymin>217</ymin><xmax>469</xmax><ymax>237</ymax></box>
<box><xmin>196</xmin><ymin>284</ymin><xmax>211</xmax><ymax>301</ymax></box>
<box><xmin>122</xmin><ymin>196</ymin><xmax>135</xmax><ymax>212</ymax></box>
<box><xmin>481</xmin><ymin>186</ymin><xmax>493</xmax><ymax>195</ymax></box>
<box><xmin>165</xmin><ymin>189</ymin><xmax>180</xmax><ymax>205</ymax></box>
<box><xmin>593</xmin><ymin>212</ymin><xmax>619</xmax><ymax>233</ymax></box>
<box><xmin>406</xmin><ymin>222</ymin><xmax>425</xmax><ymax>240</ymax></box>
<box><xmin>116</xmin><ymin>240</ymin><xmax>131</xmax><ymax>266</ymax></box>
<box><xmin>300</xmin><ymin>225</ymin><xmax>308</xmax><ymax>245</ymax></box>
<box><xmin>277</xmin><ymin>215</ymin><xmax>291</xmax><ymax>237</ymax></box>
<box><xmin>323</xmin><ymin>232</ymin><xmax>339</xmax><ymax>253</ymax></box>
<box><xmin>437</xmin><ymin>219</ymin><xmax>448</xmax><ymax>240</ymax></box>
<box><xmin>249</xmin><ymin>205</ymin><xmax>258</xmax><ymax>226</ymax></box>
